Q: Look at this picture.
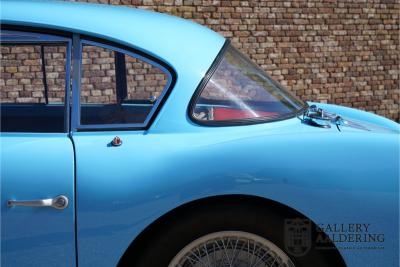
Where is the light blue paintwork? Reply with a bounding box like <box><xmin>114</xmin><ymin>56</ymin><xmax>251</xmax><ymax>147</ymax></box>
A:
<box><xmin>1</xmin><ymin>1</ymin><xmax>399</xmax><ymax>267</ymax></box>
<box><xmin>1</xmin><ymin>134</ymin><xmax>75</xmax><ymax>266</ymax></box>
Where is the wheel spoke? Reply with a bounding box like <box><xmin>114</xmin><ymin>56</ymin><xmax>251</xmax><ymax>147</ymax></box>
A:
<box><xmin>168</xmin><ymin>231</ymin><xmax>295</xmax><ymax>267</ymax></box>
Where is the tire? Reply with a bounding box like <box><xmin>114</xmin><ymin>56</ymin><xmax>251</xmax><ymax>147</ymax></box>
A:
<box><xmin>126</xmin><ymin>200</ymin><xmax>344</xmax><ymax>267</ymax></box>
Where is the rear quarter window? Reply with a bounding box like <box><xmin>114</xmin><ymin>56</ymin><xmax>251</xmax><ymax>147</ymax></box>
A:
<box><xmin>77</xmin><ymin>40</ymin><xmax>172</xmax><ymax>129</ymax></box>
<box><xmin>191</xmin><ymin>44</ymin><xmax>305</xmax><ymax>125</ymax></box>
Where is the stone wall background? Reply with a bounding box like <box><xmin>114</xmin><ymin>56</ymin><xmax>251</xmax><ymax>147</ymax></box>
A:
<box><xmin>0</xmin><ymin>45</ymin><xmax>67</xmax><ymax>103</ymax></box>
<box><xmin>80</xmin><ymin>45</ymin><xmax>167</xmax><ymax>104</ymax></box>
<box><xmin>1</xmin><ymin>44</ymin><xmax>168</xmax><ymax>105</ymax></box>
<box><xmin>69</xmin><ymin>0</ymin><xmax>400</xmax><ymax>121</ymax></box>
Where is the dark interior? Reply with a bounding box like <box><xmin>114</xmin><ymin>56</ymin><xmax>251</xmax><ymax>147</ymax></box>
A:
<box><xmin>1</xmin><ymin>103</ymin><xmax>154</xmax><ymax>132</ymax></box>
<box><xmin>80</xmin><ymin>104</ymin><xmax>153</xmax><ymax>125</ymax></box>
<box><xmin>1</xmin><ymin>104</ymin><xmax>65</xmax><ymax>132</ymax></box>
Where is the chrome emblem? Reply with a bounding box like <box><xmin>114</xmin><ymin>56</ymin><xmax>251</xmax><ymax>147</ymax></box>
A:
<box><xmin>111</xmin><ymin>136</ymin><xmax>122</xmax><ymax>147</ymax></box>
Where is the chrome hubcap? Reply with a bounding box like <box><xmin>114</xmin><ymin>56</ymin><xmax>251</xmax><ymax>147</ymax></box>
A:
<box><xmin>168</xmin><ymin>231</ymin><xmax>295</xmax><ymax>267</ymax></box>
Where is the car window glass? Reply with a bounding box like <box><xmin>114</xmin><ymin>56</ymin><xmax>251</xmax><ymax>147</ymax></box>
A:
<box><xmin>0</xmin><ymin>43</ymin><xmax>68</xmax><ymax>132</ymax></box>
<box><xmin>191</xmin><ymin>45</ymin><xmax>305</xmax><ymax>124</ymax></box>
<box><xmin>80</xmin><ymin>43</ymin><xmax>169</xmax><ymax>126</ymax></box>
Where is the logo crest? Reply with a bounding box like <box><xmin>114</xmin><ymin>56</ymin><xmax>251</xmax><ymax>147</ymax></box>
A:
<box><xmin>284</xmin><ymin>218</ymin><xmax>312</xmax><ymax>257</ymax></box>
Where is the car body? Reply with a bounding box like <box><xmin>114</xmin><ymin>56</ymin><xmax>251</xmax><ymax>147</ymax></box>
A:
<box><xmin>1</xmin><ymin>1</ymin><xmax>399</xmax><ymax>267</ymax></box>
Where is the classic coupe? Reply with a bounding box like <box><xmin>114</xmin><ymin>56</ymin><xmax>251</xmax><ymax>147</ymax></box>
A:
<box><xmin>1</xmin><ymin>1</ymin><xmax>399</xmax><ymax>267</ymax></box>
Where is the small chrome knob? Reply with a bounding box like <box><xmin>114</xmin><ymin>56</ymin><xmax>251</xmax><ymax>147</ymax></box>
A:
<box><xmin>111</xmin><ymin>136</ymin><xmax>122</xmax><ymax>147</ymax></box>
<box><xmin>52</xmin><ymin>195</ymin><xmax>69</xmax><ymax>209</ymax></box>
<box><xmin>149</xmin><ymin>95</ymin><xmax>157</xmax><ymax>103</ymax></box>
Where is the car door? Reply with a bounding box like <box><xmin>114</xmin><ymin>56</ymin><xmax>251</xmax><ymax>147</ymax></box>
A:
<box><xmin>69</xmin><ymin>36</ymin><xmax>173</xmax><ymax>266</ymax></box>
<box><xmin>0</xmin><ymin>30</ymin><xmax>76</xmax><ymax>266</ymax></box>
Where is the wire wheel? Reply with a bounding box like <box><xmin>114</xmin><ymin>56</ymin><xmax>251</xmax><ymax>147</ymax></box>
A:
<box><xmin>168</xmin><ymin>231</ymin><xmax>295</xmax><ymax>267</ymax></box>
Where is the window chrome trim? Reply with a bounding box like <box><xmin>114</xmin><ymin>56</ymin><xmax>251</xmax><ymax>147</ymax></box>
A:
<box><xmin>0</xmin><ymin>29</ymin><xmax>72</xmax><ymax>133</ymax></box>
<box><xmin>71</xmin><ymin>33</ymin><xmax>82</xmax><ymax>133</ymax></box>
<box><xmin>0</xmin><ymin>30</ymin><xmax>70</xmax><ymax>43</ymax></box>
<box><xmin>71</xmin><ymin>36</ymin><xmax>175</xmax><ymax>132</ymax></box>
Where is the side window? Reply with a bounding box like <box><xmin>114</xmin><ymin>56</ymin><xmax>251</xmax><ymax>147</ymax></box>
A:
<box><xmin>0</xmin><ymin>35</ymin><xmax>69</xmax><ymax>132</ymax></box>
<box><xmin>191</xmin><ymin>45</ymin><xmax>305</xmax><ymax>124</ymax></box>
<box><xmin>79</xmin><ymin>41</ymin><xmax>169</xmax><ymax>126</ymax></box>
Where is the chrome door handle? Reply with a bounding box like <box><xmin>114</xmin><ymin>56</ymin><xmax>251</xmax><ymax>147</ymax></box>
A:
<box><xmin>7</xmin><ymin>195</ymin><xmax>68</xmax><ymax>210</ymax></box>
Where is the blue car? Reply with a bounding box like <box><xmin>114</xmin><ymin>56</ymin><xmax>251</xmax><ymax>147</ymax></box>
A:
<box><xmin>1</xmin><ymin>1</ymin><xmax>398</xmax><ymax>266</ymax></box>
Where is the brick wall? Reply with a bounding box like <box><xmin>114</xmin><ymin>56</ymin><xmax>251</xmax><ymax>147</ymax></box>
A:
<box><xmin>0</xmin><ymin>45</ymin><xmax>66</xmax><ymax>103</ymax></box>
<box><xmin>80</xmin><ymin>45</ymin><xmax>167</xmax><ymax>104</ymax></box>
<box><xmin>1</xmin><ymin>44</ymin><xmax>167</xmax><ymax>105</ymax></box>
<box><xmin>70</xmin><ymin>0</ymin><xmax>400</xmax><ymax>122</ymax></box>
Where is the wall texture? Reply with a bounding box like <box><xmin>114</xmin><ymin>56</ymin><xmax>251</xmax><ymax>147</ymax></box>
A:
<box><xmin>68</xmin><ymin>0</ymin><xmax>399</xmax><ymax>122</ymax></box>
<box><xmin>0</xmin><ymin>45</ymin><xmax>67</xmax><ymax>103</ymax></box>
<box><xmin>1</xmin><ymin>44</ymin><xmax>167</xmax><ymax>105</ymax></box>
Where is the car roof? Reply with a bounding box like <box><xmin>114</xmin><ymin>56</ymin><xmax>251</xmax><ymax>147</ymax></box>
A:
<box><xmin>1</xmin><ymin>0</ymin><xmax>225</xmax><ymax>77</ymax></box>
